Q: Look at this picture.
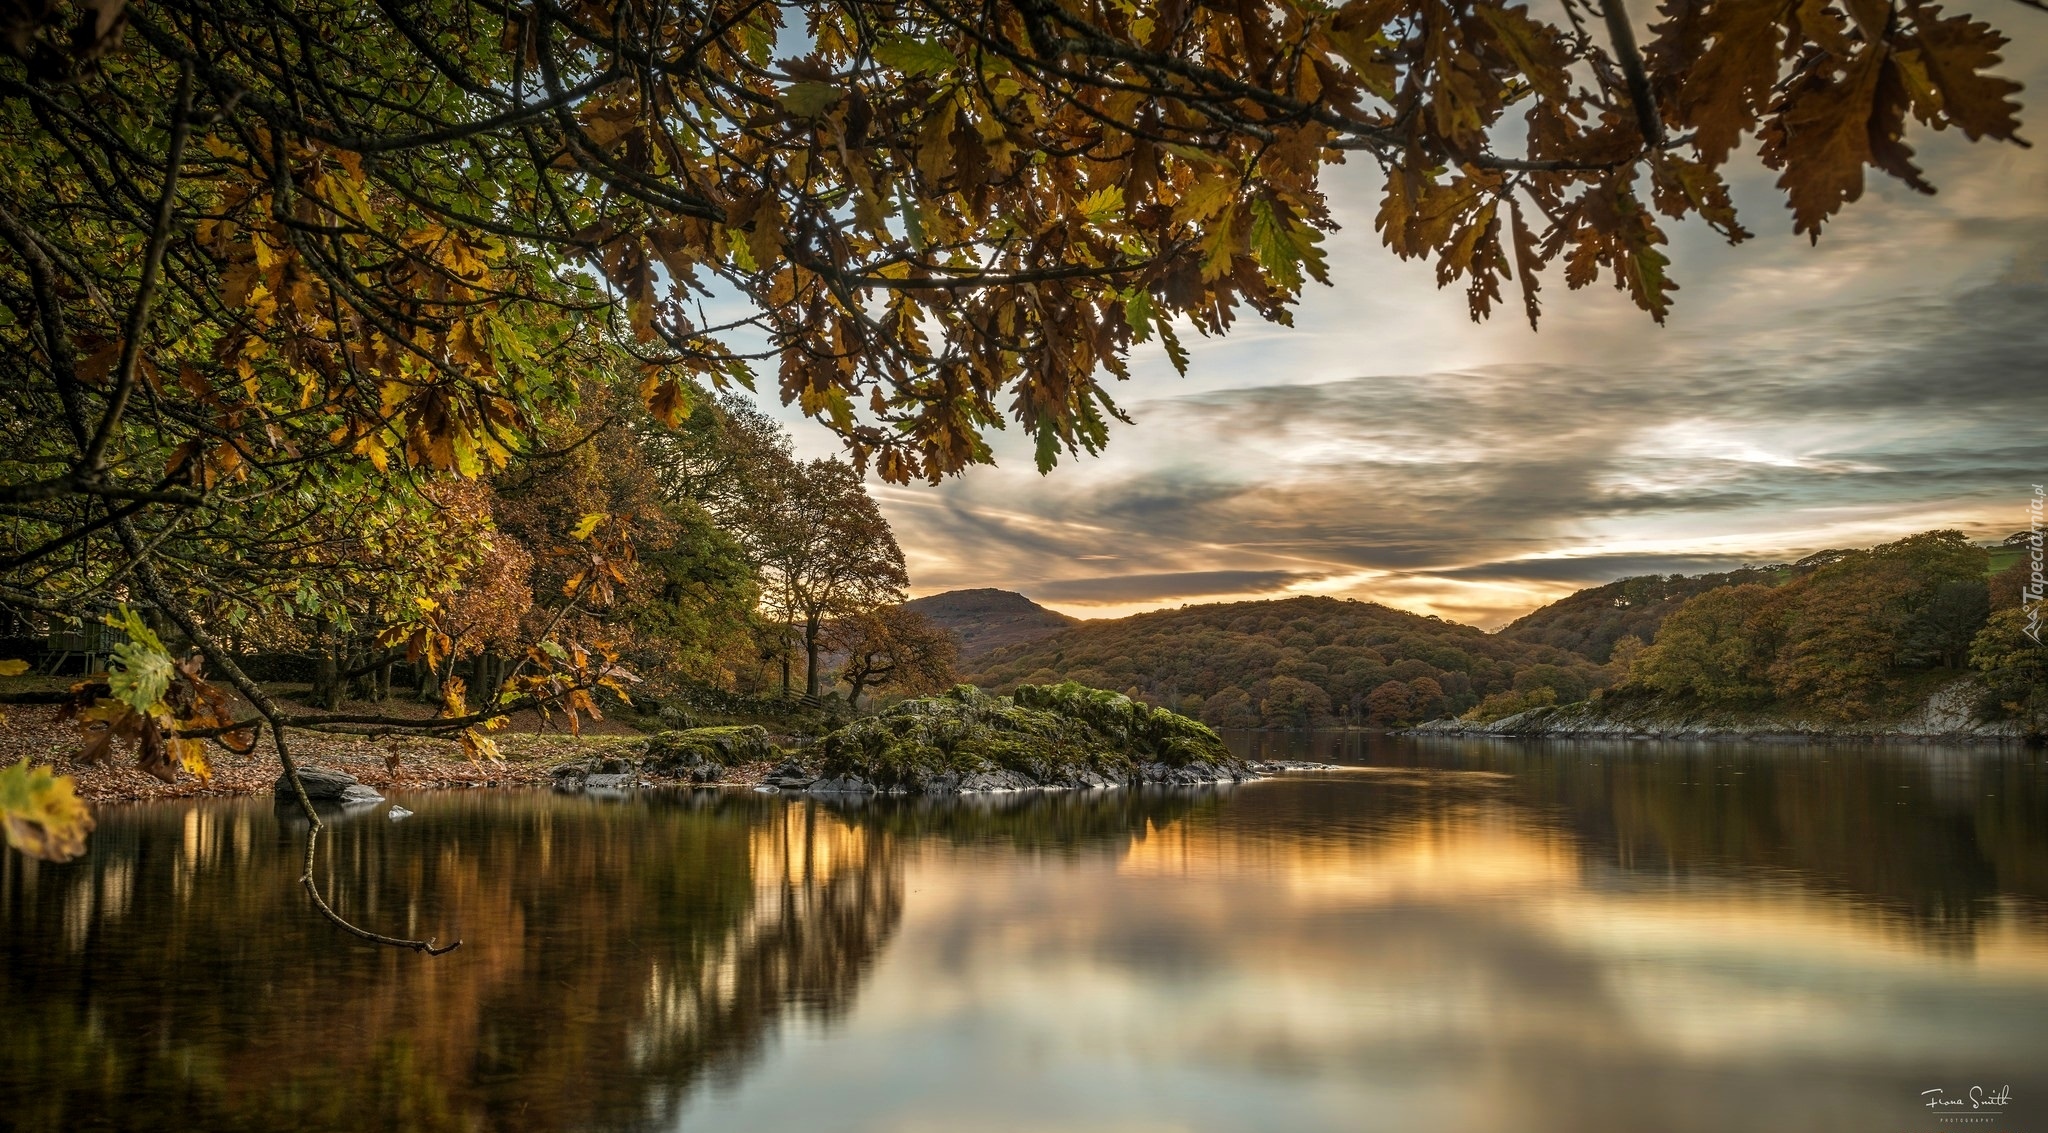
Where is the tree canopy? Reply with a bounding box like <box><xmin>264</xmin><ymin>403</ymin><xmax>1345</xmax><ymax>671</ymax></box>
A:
<box><xmin>1623</xmin><ymin>530</ymin><xmax>2004</xmax><ymax>720</ymax></box>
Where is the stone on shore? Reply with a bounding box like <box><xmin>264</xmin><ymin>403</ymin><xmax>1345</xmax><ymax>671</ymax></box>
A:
<box><xmin>641</xmin><ymin>725</ymin><xmax>776</xmax><ymax>783</ymax></box>
<box><xmin>274</xmin><ymin>767</ymin><xmax>384</xmax><ymax>806</ymax></box>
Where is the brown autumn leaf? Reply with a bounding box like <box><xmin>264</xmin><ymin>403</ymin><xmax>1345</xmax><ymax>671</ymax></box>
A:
<box><xmin>1908</xmin><ymin>7</ymin><xmax>2024</xmax><ymax>141</ymax></box>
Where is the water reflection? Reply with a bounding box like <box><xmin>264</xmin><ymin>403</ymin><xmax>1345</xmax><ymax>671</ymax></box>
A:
<box><xmin>1242</xmin><ymin>731</ymin><xmax>2048</xmax><ymax>945</ymax></box>
<box><xmin>3</xmin><ymin>740</ymin><xmax>2047</xmax><ymax>1133</ymax></box>
<box><xmin>0</xmin><ymin>791</ymin><xmax>900</xmax><ymax>1132</ymax></box>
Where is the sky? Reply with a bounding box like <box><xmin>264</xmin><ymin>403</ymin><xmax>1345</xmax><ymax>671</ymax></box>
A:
<box><xmin>754</xmin><ymin>27</ymin><xmax>2048</xmax><ymax>630</ymax></box>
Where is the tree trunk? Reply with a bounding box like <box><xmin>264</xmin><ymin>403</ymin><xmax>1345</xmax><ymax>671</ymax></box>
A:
<box><xmin>475</xmin><ymin>650</ymin><xmax>506</xmax><ymax>705</ymax></box>
<box><xmin>804</xmin><ymin>615</ymin><xmax>822</xmax><ymax>700</ymax></box>
<box><xmin>311</xmin><ymin>648</ymin><xmax>343</xmax><ymax>709</ymax></box>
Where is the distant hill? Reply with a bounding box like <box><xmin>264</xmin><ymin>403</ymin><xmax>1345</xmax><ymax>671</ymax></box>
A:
<box><xmin>905</xmin><ymin>589</ymin><xmax>1079</xmax><ymax>661</ymax></box>
<box><xmin>1461</xmin><ymin>530</ymin><xmax>2028</xmax><ymax>731</ymax></box>
<box><xmin>960</xmin><ymin>595</ymin><xmax>1604</xmax><ymax>728</ymax></box>
<box><xmin>1499</xmin><ymin>538</ymin><xmax>2016</xmax><ymax>664</ymax></box>
<box><xmin>1497</xmin><ymin>566</ymin><xmax>1787</xmax><ymax>663</ymax></box>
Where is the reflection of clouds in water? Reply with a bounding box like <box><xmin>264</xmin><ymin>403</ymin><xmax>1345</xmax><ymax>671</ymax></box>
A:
<box><xmin>679</xmin><ymin>768</ymin><xmax>2048</xmax><ymax>1133</ymax></box>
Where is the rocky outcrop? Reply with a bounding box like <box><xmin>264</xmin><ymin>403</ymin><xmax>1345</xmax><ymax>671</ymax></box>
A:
<box><xmin>550</xmin><ymin>688</ymin><xmax>1299</xmax><ymax>795</ymax></box>
<box><xmin>642</xmin><ymin>725</ymin><xmax>776</xmax><ymax>774</ymax></box>
<box><xmin>274</xmin><ymin>766</ymin><xmax>384</xmax><ymax>806</ymax></box>
<box><xmin>1407</xmin><ymin>679</ymin><xmax>2029</xmax><ymax>742</ymax></box>
<box><xmin>549</xmin><ymin>753</ymin><xmax>648</xmax><ymax>789</ymax></box>
<box><xmin>1247</xmin><ymin>760</ymin><xmax>1343</xmax><ymax>772</ymax></box>
<box><xmin>799</xmin><ymin>683</ymin><xmax>1258</xmax><ymax>795</ymax></box>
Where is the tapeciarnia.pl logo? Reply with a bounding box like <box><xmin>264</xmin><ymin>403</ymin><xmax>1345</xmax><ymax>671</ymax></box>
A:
<box><xmin>2027</xmin><ymin>485</ymin><xmax>2044</xmax><ymax>645</ymax></box>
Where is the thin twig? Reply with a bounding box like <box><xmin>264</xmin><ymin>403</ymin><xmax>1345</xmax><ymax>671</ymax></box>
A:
<box><xmin>85</xmin><ymin>63</ymin><xmax>196</xmax><ymax>472</ymax></box>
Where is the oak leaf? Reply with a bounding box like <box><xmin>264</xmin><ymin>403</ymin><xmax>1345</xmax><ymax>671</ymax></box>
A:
<box><xmin>0</xmin><ymin>759</ymin><xmax>95</xmax><ymax>863</ymax></box>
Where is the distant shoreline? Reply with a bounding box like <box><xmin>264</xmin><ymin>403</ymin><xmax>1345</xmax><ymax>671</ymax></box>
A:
<box><xmin>1402</xmin><ymin>682</ymin><xmax>2032</xmax><ymax>744</ymax></box>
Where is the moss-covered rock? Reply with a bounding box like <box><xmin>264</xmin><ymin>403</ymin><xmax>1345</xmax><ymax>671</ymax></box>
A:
<box><xmin>642</xmin><ymin>725</ymin><xmax>778</xmax><ymax>771</ymax></box>
<box><xmin>815</xmin><ymin>683</ymin><xmax>1248</xmax><ymax>793</ymax></box>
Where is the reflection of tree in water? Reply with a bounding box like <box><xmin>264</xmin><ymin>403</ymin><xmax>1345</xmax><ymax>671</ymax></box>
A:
<box><xmin>1419</xmin><ymin>740</ymin><xmax>2048</xmax><ymax>947</ymax></box>
<box><xmin>1225</xmin><ymin>731</ymin><xmax>2048</xmax><ymax>947</ymax></box>
<box><xmin>0</xmin><ymin>790</ymin><xmax>900</xmax><ymax>1133</ymax></box>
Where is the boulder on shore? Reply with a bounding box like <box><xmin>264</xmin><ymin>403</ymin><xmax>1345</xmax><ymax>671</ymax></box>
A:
<box><xmin>274</xmin><ymin>767</ymin><xmax>384</xmax><ymax>806</ymax></box>
<box><xmin>642</xmin><ymin>725</ymin><xmax>776</xmax><ymax>782</ymax></box>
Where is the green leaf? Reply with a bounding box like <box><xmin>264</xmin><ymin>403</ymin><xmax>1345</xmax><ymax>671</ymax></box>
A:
<box><xmin>1121</xmin><ymin>288</ymin><xmax>1155</xmax><ymax>342</ymax></box>
<box><xmin>1250</xmin><ymin>198</ymin><xmax>1305</xmax><ymax>292</ymax></box>
<box><xmin>106</xmin><ymin>606</ymin><xmax>172</xmax><ymax>714</ymax></box>
<box><xmin>900</xmin><ymin>188</ymin><xmax>926</xmax><ymax>251</ymax></box>
<box><xmin>0</xmin><ymin>759</ymin><xmax>95</xmax><ymax>863</ymax></box>
<box><xmin>873</xmin><ymin>38</ymin><xmax>958</xmax><ymax>78</ymax></box>
<box><xmin>779</xmin><ymin>82</ymin><xmax>844</xmax><ymax>118</ymax></box>
<box><xmin>1078</xmin><ymin>185</ymin><xmax>1125</xmax><ymax>225</ymax></box>
<box><xmin>1156</xmin><ymin>317</ymin><xmax>1190</xmax><ymax>376</ymax></box>
<box><xmin>1034</xmin><ymin>422</ymin><xmax>1061</xmax><ymax>474</ymax></box>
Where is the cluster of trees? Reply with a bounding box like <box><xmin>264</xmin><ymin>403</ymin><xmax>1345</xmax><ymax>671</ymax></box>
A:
<box><xmin>1618</xmin><ymin>530</ymin><xmax>2037</xmax><ymax>724</ymax></box>
<box><xmin>963</xmin><ymin>596</ymin><xmax>1605</xmax><ymax>729</ymax></box>
<box><xmin>29</xmin><ymin>375</ymin><xmax>956</xmax><ymax>717</ymax></box>
<box><xmin>1498</xmin><ymin>566</ymin><xmax>1792</xmax><ymax>664</ymax></box>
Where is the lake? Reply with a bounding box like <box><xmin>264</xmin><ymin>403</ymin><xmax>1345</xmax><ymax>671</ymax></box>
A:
<box><xmin>4</xmin><ymin>734</ymin><xmax>2046</xmax><ymax>1133</ymax></box>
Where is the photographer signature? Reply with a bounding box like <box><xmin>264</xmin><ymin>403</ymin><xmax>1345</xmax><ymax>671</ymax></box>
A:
<box><xmin>1923</xmin><ymin>1086</ymin><xmax>2014</xmax><ymax>1110</ymax></box>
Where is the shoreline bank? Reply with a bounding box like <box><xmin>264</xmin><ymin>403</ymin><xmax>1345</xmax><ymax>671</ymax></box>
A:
<box><xmin>1403</xmin><ymin>682</ymin><xmax>2032</xmax><ymax>744</ymax></box>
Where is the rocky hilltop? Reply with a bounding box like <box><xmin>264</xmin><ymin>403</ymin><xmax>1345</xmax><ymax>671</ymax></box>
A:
<box><xmin>904</xmin><ymin>588</ymin><xmax>1079</xmax><ymax>661</ymax></box>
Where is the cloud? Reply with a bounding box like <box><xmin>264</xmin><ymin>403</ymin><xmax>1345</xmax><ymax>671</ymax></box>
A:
<box><xmin>1434</xmin><ymin>554</ymin><xmax>1768</xmax><ymax>584</ymax></box>
<box><xmin>841</xmin><ymin>38</ymin><xmax>2048</xmax><ymax>629</ymax></box>
<box><xmin>1032</xmin><ymin>570</ymin><xmax>1325</xmax><ymax>605</ymax></box>
<box><xmin>885</xmin><ymin>271</ymin><xmax>2048</xmax><ymax>627</ymax></box>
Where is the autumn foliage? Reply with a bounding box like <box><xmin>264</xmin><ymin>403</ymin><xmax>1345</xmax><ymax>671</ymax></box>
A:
<box><xmin>1622</xmin><ymin>530</ymin><xmax>2007</xmax><ymax>720</ymax></box>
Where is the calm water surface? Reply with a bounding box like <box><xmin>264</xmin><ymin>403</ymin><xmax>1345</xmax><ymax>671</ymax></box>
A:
<box><xmin>4</xmin><ymin>734</ymin><xmax>2047</xmax><ymax>1133</ymax></box>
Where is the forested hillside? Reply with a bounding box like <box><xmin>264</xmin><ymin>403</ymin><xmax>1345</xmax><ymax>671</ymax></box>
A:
<box><xmin>1498</xmin><ymin>567</ymin><xmax>1788</xmax><ymax>663</ymax></box>
<box><xmin>1611</xmin><ymin>530</ymin><xmax>2039</xmax><ymax>726</ymax></box>
<box><xmin>962</xmin><ymin>596</ymin><xmax>1606</xmax><ymax>728</ymax></box>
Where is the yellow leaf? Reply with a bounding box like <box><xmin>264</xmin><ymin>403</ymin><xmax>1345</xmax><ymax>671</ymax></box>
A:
<box><xmin>572</xmin><ymin>513</ymin><xmax>606</xmax><ymax>541</ymax></box>
<box><xmin>916</xmin><ymin>103</ymin><xmax>958</xmax><ymax>183</ymax></box>
<box><xmin>458</xmin><ymin>729</ymin><xmax>501</xmax><ymax>765</ymax></box>
<box><xmin>441</xmin><ymin>676</ymin><xmax>468</xmax><ymax>720</ymax></box>
<box><xmin>0</xmin><ymin>759</ymin><xmax>95</xmax><ymax>863</ymax></box>
<box><xmin>1077</xmin><ymin>185</ymin><xmax>1125</xmax><ymax>225</ymax></box>
<box><xmin>173</xmin><ymin>738</ymin><xmax>212</xmax><ymax>783</ymax></box>
<box><xmin>0</xmin><ymin>660</ymin><xmax>27</xmax><ymax>677</ymax></box>
<box><xmin>1172</xmin><ymin>171</ymin><xmax>1239</xmax><ymax>228</ymax></box>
